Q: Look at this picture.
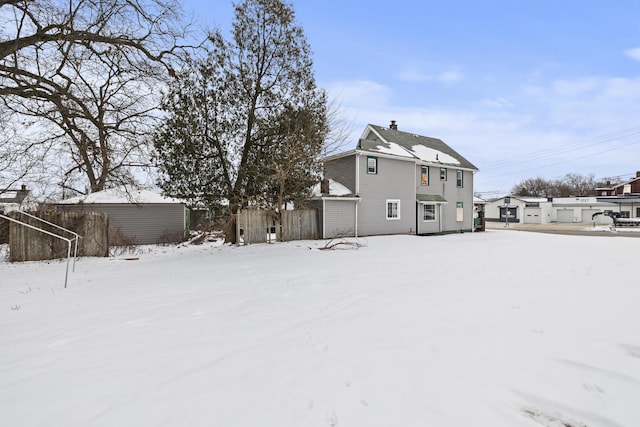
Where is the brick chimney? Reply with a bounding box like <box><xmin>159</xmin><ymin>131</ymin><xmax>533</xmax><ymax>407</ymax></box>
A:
<box><xmin>389</xmin><ymin>120</ymin><xmax>398</xmax><ymax>130</ymax></box>
<box><xmin>320</xmin><ymin>178</ymin><xmax>330</xmax><ymax>194</ymax></box>
<box><xmin>636</xmin><ymin>171</ymin><xmax>640</xmax><ymax>178</ymax></box>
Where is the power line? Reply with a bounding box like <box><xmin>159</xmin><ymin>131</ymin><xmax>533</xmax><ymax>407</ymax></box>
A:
<box><xmin>481</xmin><ymin>127</ymin><xmax>640</xmax><ymax>169</ymax></box>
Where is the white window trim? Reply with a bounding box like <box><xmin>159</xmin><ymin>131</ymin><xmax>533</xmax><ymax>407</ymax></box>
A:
<box><xmin>386</xmin><ymin>199</ymin><xmax>401</xmax><ymax>220</ymax></box>
<box><xmin>422</xmin><ymin>203</ymin><xmax>437</xmax><ymax>222</ymax></box>
<box><xmin>440</xmin><ymin>168</ymin><xmax>447</xmax><ymax>181</ymax></box>
<box><xmin>421</xmin><ymin>165</ymin><xmax>429</xmax><ymax>186</ymax></box>
<box><xmin>367</xmin><ymin>156</ymin><xmax>378</xmax><ymax>174</ymax></box>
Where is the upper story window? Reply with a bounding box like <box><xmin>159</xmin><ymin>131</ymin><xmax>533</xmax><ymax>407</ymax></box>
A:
<box><xmin>386</xmin><ymin>199</ymin><xmax>400</xmax><ymax>220</ymax></box>
<box><xmin>367</xmin><ymin>156</ymin><xmax>378</xmax><ymax>174</ymax></box>
<box><xmin>440</xmin><ymin>168</ymin><xmax>447</xmax><ymax>181</ymax></box>
<box><xmin>421</xmin><ymin>166</ymin><xmax>429</xmax><ymax>186</ymax></box>
<box><xmin>456</xmin><ymin>170</ymin><xmax>463</xmax><ymax>187</ymax></box>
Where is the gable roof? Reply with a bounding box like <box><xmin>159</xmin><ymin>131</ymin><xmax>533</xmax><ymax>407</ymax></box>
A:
<box><xmin>58</xmin><ymin>188</ymin><xmax>183</xmax><ymax>205</ymax></box>
<box><xmin>357</xmin><ymin>124</ymin><xmax>478</xmax><ymax>171</ymax></box>
<box><xmin>596</xmin><ymin>172</ymin><xmax>640</xmax><ymax>191</ymax></box>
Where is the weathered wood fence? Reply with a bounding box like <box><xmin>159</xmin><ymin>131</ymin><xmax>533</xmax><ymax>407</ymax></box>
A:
<box><xmin>8</xmin><ymin>210</ymin><xmax>109</xmax><ymax>261</ymax></box>
<box><xmin>236</xmin><ymin>209</ymin><xmax>319</xmax><ymax>244</ymax></box>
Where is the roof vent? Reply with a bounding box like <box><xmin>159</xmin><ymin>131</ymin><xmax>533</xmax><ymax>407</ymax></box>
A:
<box><xmin>389</xmin><ymin>120</ymin><xmax>398</xmax><ymax>130</ymax></box>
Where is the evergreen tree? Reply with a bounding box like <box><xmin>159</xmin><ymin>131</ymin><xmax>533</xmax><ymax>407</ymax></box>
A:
<box><xmin>154</xmin><ymin>0</ymin><xmax>327</xmax><ymax>242</ymax></box>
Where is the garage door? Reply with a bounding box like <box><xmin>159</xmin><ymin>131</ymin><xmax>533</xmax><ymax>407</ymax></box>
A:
<box><xmin>556</xmin><ymin>209</ymin><xmax>574</xmax><ymax>223</ymax></box>
<box><xmin>524</xmin><ymin>208</ymin><xmax>541</xmax><ymax>224</ymax></box>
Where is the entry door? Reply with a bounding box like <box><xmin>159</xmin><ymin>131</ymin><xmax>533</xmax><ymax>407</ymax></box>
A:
<box><xmin>500</xmin><ymin>207</ymin><xmax>517</xmax><ymax>222</ymax></box>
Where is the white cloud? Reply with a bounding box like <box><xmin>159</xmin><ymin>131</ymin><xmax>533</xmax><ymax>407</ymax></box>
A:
<box><xmin>481</xmin><ymin>97</ymin><xmax>514</xmax><ymax>108</ymax></box>
<box><xmin>603</xmin><ymin>76</ymin><xmax>640</xmax><ymax>98</ymax></box>
<box><xmin>395</xmin><ymin>67</ymin><xmax>464</xmax><ymax>84</ymax></box>
<box><xmin>325</xmin><ymin>80</ymin><xmax>392</xmax><ymax>107</ymax></box>
<box><xmin>552</xmin><ymin>78</ymin><xmax>599</xmax><ymax>96</ymax></box>
<box><xmin>438</xmin><ymin>70</ymin><xmax>464</xmax><ymax>83</ymax></box>
<box><xmin>624</xmin><ymin>47</ymin><xmax>640</xmax><ymax>61</ymax></box>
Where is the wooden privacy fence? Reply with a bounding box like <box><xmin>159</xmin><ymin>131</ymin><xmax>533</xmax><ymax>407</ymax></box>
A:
<box><xmin>9</xmin><ymin>210</ymin><xmax>109</xmax><ymax>261</ymax></box>
<box><xmin>236</xmin><ymin>209</ymin><xmax>319</xmax><ymax>244</ymax></box>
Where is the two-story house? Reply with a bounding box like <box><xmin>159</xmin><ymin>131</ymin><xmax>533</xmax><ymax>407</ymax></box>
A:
<box><xmin>0</xmin><ymin>185</ymin><xmax>38</xmax><ymax>214</ymax></box>
<box><xmin>313</xmin><ymin>122</ymin><xmax>478</xmax><ymax>238</ymax></box>
<box><xmin>596</xmin><ymin>171</ymin><xmax>640</xmax><ymax>219</ymax></box>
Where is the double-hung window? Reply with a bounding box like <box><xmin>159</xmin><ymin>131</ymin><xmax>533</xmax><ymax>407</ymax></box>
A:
<box><xmin>421</xmin><ymin>166</ymin><xmax>429</xmax><ymax>186</ymax></box>
<box><xmin>423</xmin><ymin>204</ymin><xmax>436</xmax><ymax>221</ymax></box>
<box><xmin>386</xmin><ymin>199</ymin><xmax>400</xmax><ymax>220</ymax></box>
<box><xmin>440</xmin><ymin>168</ymin><xmax>447</xmax><ymax>181</ymax></box>
<box><xmin>367</xmin><ymin>156</ymin><xmax>378</xmax><ymax>174</ymax></box>
<box><xmin>456</xmin><ymin>170</ymin><xmax>463</xmax><ymax>187</ymax></box>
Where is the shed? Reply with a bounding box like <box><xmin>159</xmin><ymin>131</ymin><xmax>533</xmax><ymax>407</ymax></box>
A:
<box><xmin>309</xmin><ymin>179</ymin><xmax>361</xmax><ymax>239</ymax></box>
<box><xmin>57</xmin><ymin>188</ymin><xmax>188</xmax><ymax>245</ymax></box>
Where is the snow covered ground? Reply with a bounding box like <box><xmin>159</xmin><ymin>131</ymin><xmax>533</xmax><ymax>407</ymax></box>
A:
<box><xmin>1</xmin><ymin>229</ymin><xmax>639</xmax><ymax>427</ymax></box>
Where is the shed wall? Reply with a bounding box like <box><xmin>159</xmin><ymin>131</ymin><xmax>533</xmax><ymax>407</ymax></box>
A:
<box><xmin>323</xmin><ymin>200</ymin><xmax>357</xmax><ymax>238</ymax></box>
<box><xmin>60</xmin><ymin>204</ymin><xmax>186</xmax><ymax>245</ymax></box>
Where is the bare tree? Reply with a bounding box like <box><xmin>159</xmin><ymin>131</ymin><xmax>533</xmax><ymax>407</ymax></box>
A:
<box><xmin>0</xmin><ymin>0</ymin><xmax>194</xmax><ymax>196</ymax></box>
<box><xmin>512</xmin><ymin>173</ymin><xmax>598</xmax><ymax>197</ymax></box>
<box><xmin>511</xmin><ymin>177</ymin><xmax>552</xmax><ymax>197</ymax></box>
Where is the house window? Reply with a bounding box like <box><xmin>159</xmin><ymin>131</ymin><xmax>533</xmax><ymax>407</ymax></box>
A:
<box><xmin>423</xmin><ymin>204</ymin><xmax>436</xmax><ymax>221</ymax></box>
<box><xmin>456</xmin><ymin>170</ymin><xmax>463</xmax><ymax>188</ymax></box>
<box><xmin>386</xmin><ymin>199</ymin><xmax>400</xmax><ymax>220</ymax></box>
<box><xmin>421</xmin><ymin>166</ymin><xmax>429</xmax><ymax>186</ymax></box>
<box><xmin>637</xmin><ymin>207</ymin><xmax>640</xmax><ymax>218</ymax></box>
<box><xmin>440</xmin><ymin>168</ymin><xmax>447</xmax><ymax>181</ymax></box>
<box><xmin>456</xmin><ymin>202</ymin><xmax>464</xmax><ymax>222</ymax></box>
<box><xmin>367</xmin><ymin>156</ymin><xmax>378</xmax><ymax>174</ymax></box>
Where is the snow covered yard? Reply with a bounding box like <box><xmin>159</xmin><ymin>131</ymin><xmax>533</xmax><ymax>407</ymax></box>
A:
<box><xmin>1</xmin><ymin>230</ymin><xmax>639</xmax><ymax>427</ymax></box>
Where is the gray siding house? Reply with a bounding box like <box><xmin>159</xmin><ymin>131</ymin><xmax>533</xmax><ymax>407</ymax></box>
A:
<box><xmin>317</xmin><ymin>122</ymin><xmax>478</xmax><ymax>238</ymax></box>
<box><xmin>57</xmin><ymin>188</ymin><xmax>188</xmax><ymax>245</ymax></box>
<box><xmin>0</xmin><ymin>185</ymin><xmax>38</xmax><ymax>214</ymax></box>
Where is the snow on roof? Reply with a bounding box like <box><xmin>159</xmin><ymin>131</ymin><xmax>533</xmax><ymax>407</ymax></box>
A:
<box><xmin>59</xmin><ymin>188</ymin><xmax>183</xmax><ymax>205</ymax></box>
<box><xmin>371</xmin><ymin>141</ymin><xmax>415</xmax><ymax>158</ymax></box>
<box><xmin>0</xmin><ymin>191</ymin><xmax>18</xmax><ymax>199</ymax></box>
<box><xmin>311</xmin><ymin>179</ymin><xmax>354</xmax><ymax>197</ymax></box>
<box><xmin>473</xmin><ymin>197</ymin><xmax>487</xmax><ymax>204</ymax></box>
<box><xmin>409</xmin><ymin>144</ymin><xmax>460</xmax><ymax>165</ymax></box>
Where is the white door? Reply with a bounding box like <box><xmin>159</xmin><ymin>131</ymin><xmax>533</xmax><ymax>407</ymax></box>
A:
<box><xmin>524</xmin><ymin>208</ymin><xmax>541</xmax><ymax>224</ymax></box>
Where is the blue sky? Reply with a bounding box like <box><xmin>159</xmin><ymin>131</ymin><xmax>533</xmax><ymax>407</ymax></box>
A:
<box><xmin>183</xmin><ymin>0</ymin><xmax>640</xmax><ymax>196</ymax></box>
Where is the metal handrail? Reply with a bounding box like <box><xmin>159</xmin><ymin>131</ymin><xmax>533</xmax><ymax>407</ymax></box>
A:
<box><xmin>16</xmin><ymin>211</ymin><xmax>82</xmax><ymax>272</ymax></box>
<box><xmin>0</xmin><ymin>213</ymin><xmax>76</xmax><ymax>288</ymax></box>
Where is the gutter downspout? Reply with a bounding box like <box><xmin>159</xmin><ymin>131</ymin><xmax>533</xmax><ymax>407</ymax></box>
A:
<box><xmin>355</xmin><ymin>202</ymin><xmax>358</xmax><ymax>238</ymax></box>
<box><xmin>322</xmin><ymin>198</ymin><xmax>326</xmax><ymax>239</ymax></box>
<box><xmin>355</xmin><ymin>153</ymin><xmax>360</xmax><ymax>238</ymax></box>
<box><xmin>355</xmin><ymin>153</ymin><xmax>360</xmax><ymax>195</ymax></box>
